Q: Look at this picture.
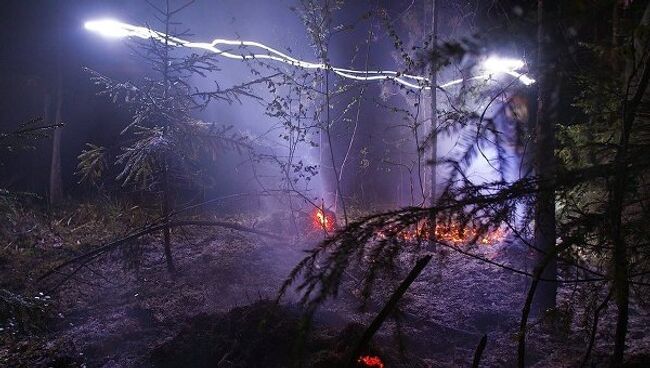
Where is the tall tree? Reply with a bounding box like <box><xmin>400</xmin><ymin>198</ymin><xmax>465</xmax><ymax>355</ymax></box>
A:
<box><xmin>296</xmin><ymin>0</ymin><xmax>349</xmax><ymax>224</ymax></box>
<box><xmin>530</xmin><ymin>0</ymin><xmax>558</xmax><ymax>316</ymax></box>
<box><xmin>429</xmin><ymin>0</ymin><xmax>438</xmax><ymax>208</ymax></box>
<box><xmin>78</xmin><ymin>0</ymin><xmax>255</xmax><ymax>274</ymax></box>
<box><xmin>609</xmin><ymin>2</ymin><xmax>650</xmax><ymax>365</ymax></box>
<box><xmin>48</xmin><ymin>17</ymin><xmax>64</xmax><ymax>206</ymax></box>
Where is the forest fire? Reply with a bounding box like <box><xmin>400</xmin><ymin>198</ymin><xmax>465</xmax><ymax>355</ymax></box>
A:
<box><xmin>309</xmin><ymin>207</ymin><xmax>506</xmax><ymax>244</ymax></box>
<box><xmin>358</xmin><ymin>355</ymin><xmax>385</xmax><ymax>368</ymax></box>
<box><xmin>435</xmin><ymin>222</ymin><xmax>507</xmax><ymax>245</ymax></box>
<box><xmin>312</xmin><ymin>208</ymin><xmax>336</xmax><ymax>232</ymax></box>
<box><xmin>381</xmin><ymin>221</ymin><xmax>507</xmax><ymax>246</ymax></box>
<box><xmin>3</xmin><ymin>1</ymin><xmax>647</xmax><ymax>367</ymax></box>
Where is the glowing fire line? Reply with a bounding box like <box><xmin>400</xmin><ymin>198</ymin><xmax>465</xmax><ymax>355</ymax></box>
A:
<box><xmin>380</xmin><ymin>220</ymin><xmax>507</xmax><ymax>245</ymax></box>
<box><xmin>84</xmin><ymin>19</ymin><xmax>535</xmax><ymax>91</ymax></box>
<box><xmin>309</xmin><ymin>205</ymin><xmax>505</xmax><ymax>244</ymax></box>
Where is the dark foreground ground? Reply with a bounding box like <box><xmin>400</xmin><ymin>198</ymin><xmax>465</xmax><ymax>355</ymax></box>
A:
<box><xmin>1</xmin><ymin>203</ymin><xmax>649</xmax><ymax>367</ymax></box>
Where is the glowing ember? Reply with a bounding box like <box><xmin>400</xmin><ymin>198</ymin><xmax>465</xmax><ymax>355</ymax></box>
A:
<box><xmin>312</xmin><ymin>208</ymin><xmax>336</xmax><ymax>232</ymax></box>
<box><xmin>358</xmin><ymin>355</ymin><xmax>385</xmax><ymax>368</ymax></box>
<box><xmin>380</xmin><ymin>220</ymin><xmax>507</xmax><ymax>245</ymax></box>
<box><xmin>435</xmin><ymin>222</ymin><xmax>507</xmax><ymax>245</ymax></box>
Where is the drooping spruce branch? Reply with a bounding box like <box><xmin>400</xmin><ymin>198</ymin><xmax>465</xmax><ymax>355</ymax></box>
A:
<box><xmin>279</xmin><ymin>154</ymin><xmax>650</xmax><ymax>315</ymax></box>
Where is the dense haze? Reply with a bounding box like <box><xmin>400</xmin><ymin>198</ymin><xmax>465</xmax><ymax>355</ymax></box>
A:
<box><xmin>0</xmin><ymin>0</ymin><xmax>526</xmax><ymax>208</ymax></box>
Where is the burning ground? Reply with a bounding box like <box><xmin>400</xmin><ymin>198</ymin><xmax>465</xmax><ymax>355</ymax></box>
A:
<box><xmin>2</xmin><ymin>202</ymin><xmax>649</xmax><ymax>367</ymax></box>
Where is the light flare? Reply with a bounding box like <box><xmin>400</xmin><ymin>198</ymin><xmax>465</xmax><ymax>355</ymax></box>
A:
<box><xmin>85</xmin><ymin>19</ymin><xmax>143</xmax><ymax>38</ymax></box>
<box><xmin>483</xmin><ymin>56</ymin><xmax>524</xmax><ymax>72</ymax></box>
<box><xmin>84</xmin><ymin>18</ymin><xmax>535</xmax><ymax>90</ymax></box>
<box><xmin>481</xmin><ymin>56</ymin><xmax>535</xmax><ymax>85</ymax></box>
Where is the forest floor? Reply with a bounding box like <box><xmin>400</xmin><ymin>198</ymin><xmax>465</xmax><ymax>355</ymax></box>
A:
<box><xmin>1</xmin><ymin>201</ymin><xmax>649</xmax><ymax>367</ymax></box>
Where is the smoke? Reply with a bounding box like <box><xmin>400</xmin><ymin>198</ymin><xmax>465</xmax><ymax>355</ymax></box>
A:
<box><xmin>82</xmin><ymin>0</ymin><xmax>531</xmax><ymax>215</ymax></box>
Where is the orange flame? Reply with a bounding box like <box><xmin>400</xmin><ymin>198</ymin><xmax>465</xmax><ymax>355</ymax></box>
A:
<box><xmin>312</xmin><ymin>208</ymin><xmax>335</xmax><ymax>232</ymax></box>
<box><xmin>381</xmin><ymin>220</ymin><xmax>506</xmax><ymax>245</ymax></box>
<box><xmin>358</xmin><ymin>355</ymin><xmax>385</xmax><ymax>368</ymax></box>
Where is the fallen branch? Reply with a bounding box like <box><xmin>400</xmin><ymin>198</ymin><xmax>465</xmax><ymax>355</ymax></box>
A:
<box><xmin>580</xmin><ymin>290</ymin><xmax>613</xmax><ymax>368</ymax></box>
<box><xmin>347</xmin><ymin>255</ymin><xmax>433</xmax><ymax>367</ymax></box>
<box><xmin>471</xmin><ymin>334</ymin><xmax>488</xmax><ymax>368</ymax></box>
<box><xmin>517</xmin><ymin>242</ymin><xmax>568</xmax><ymax>368</ymax></box>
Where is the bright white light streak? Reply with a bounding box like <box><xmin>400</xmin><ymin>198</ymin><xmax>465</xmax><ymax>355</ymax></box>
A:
<box><xmin>84</xmin><ymin>19</ymin><xmax>142</xmax><ymax>38</ymax></box>
<box><xmin>84</xmin><ymin>18</ymin><xmax>535</xmax><ymax>90</ymax></box>
<box><xmin>482</xmin><ymin>56</ymin><xmax>524</xmax><ymax>73</ymax></box>
<box><xmin>481</xmin><ymin>56</ymin><xmax>535</xmax><ymax>85</ymax></box>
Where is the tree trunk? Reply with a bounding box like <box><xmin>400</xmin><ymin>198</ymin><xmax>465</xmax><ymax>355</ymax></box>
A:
<box><xmin>609</xmin><ymin>106</ymin><xmax>630</xmax><ymax>368</ymax></box>
<box><xmin>324</xmin><ymin>68</ymin><xmax>348</xmax><ymax>225</ymax></box>
<box><xmin>430</xmin><ymin>0</ymin><xmax>438</xmax><ymax>206</ymax></box>
<box><xmin>608</xmin><ymin>3</ymin><xmax>650</xmax><ymax>365</ymax></box>
<box><xmin>531</xmin><ymin>0</ymin><xmax>557</xmax><ymax>316</ymax></box>
<box><xmin>41</xmin><ymin>92</ymin><xmax>51</xmax><ymax>194</ymax></box>
<box><xmin>426</xmin><ymin>0</ymin><xmax>439</xmax><ymax>246</ymax></box>
<box><xmin>162</xmin><ymin>167</ymin><xmax>176</xmax><ymax>275</ymax></box>
<box><xmin>429</xmin><ymin>0</ymin><xmax>438</xmax><ymax>207</ymax></box>
<box><xmin>161</xmin><ymin>0</ymin><xmax>176</xmax><ymax>275</ymax></box>
<box><xmin>49</xmin><ymin>71</ymin><xmax>64</xmax><ymax>206</ymax></box>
